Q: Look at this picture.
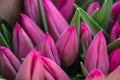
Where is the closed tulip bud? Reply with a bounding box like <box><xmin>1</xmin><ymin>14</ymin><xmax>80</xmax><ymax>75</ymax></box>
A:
<box><xmin>0</xmin><ymin>46</ymin><xmax>21</xmax><ymax>80</ymax></box>
<box><xmin>56</xmin><ymin>0</ymin><xmax>75</xmax><ymax>21</ymax></box>
<box><xmin>84</xmin><ymin>30</ymin><xmax>109</xmax><ymax>74</ymax></box>
<box><xmin>56</xmin><ymin>25</ymin><xmax>78</xmax><ymax>66</ymax></box>
<box><xmin>85</xmin><ymin>69</ymin><xmax>105</xmax><ymax>80</ymax></box>
<box><xmin>111</xmin><ymin>1</ymin><xmax>120</xmax><ymax>24</ymax></box>
<box><xmin>42</xmin><ymin>0</ymin><xmax>69</xmax><ymax>41</ymax></box>
<box><xmin>21</xmin><ymin>14</ymin><xmax>44</xmax><ymax>45</ymax></box>
<box><xmin>42</xmin><ymin>57</ymin><xmax>70</xmax><ymax>80</ymax></box>
<box><xmin>15</xmin><ymin>49</ymin><xmax>44</xmax><ymax>80</ymax></box>
<box><xmin>13</xmin><ymin>23</ymin><xmax>34</xmax><ymax>60</ymax></box>
<box><xmin>39</xmin><ymin>32</ymin><xmax>60</xmax><ymax>65</ymax></box>
<box><xmin>80</xmin><ymin>22</ymin><xmax>92</xmax><ymax>48</ymax></box>
<box><xmin>110</xmin><ymin>21</ymin><xmax>120</xmax><ymax>42</ymax></box>
<box><xmin>87</xmin><ymin>1</ymin><xmax>100</xmax><ymax>16</ymax></box>
<box><xmin>24</xmin><ymin>0</ymin><xmax>40</xmax><ymax>25</ymax></box>
<box><xmin>106</xmin><ymin>65</ymin><xmax>120</xmax><ymax>80</ymax></box>
<box><xmin>109</xmin><ymin>48</ymin><xmax>120</xmax><ymax>72</ymax></box>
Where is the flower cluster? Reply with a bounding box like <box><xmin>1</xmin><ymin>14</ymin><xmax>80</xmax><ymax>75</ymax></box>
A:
<box><xmin>0</xmin><ymin>0</ymin><xmax>120</xmax><ymax>80</ymax></box>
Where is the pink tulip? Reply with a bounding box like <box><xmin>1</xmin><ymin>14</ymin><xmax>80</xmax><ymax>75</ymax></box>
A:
<box><xmin>56</xmin><ymin>25</ymin><xmax>78</xmax><ymax>66</ymax></box>
<box><xmin>21</xmin><ymin>13</ymin><xmax>44</xmax><ymax>45</ymax></box>
<box><xmin>84</xmin><ymin>30</ymin><xmax>109</xmax><ymax>74</ymax></box>
<box><xmin>110</xmin><ymin>21</ymin><xmax>120</xmax><ymax>42</ymax></box>
<box><xmin>24</xmin><ymin>0</ymin><xmax>40</xmax><ymax>25</ymax></box>
<box><xmin>56</xmin><ymin>0</ymin><xmax>75</xmax><ymax>21</ymax></box>
<box><xmin>109</xmin><ymin>48</ymin><xmax>120</xmax><ymax>72</ymax></box>
<box><xmin>85</xmin><ymin>69</ymin><xmax>105</xmax><ymax>80</ymax></box>
<box><xmin>87</xmin><ymin>1</ymin><xmax>100</xmax><ymax>16</ymax></box>
<box><xmin>80</xmin><ymin>22</ymin><xmax>92</xmax><ymax>48</ymax></box>
<box><xmin>42</xmin><ymin>0</ymin><xmax>69</xmax><ymax>41</ymax></box>
<box><xmin>13</xmin><ymin>23</ymin><xmax>34</xmax><ymax>60</ymax></box>
<box><xmin>15</xmin><ymin>49</ymin><xmax>44</xmax><ymax>80</ymax></box>
<box><xmin>39</xmin><ymin>32</ymin><xmax>60</xmax><ymax>65</ymax></box>
<box><xmin>0</xmin><ymin>46</ymin><xmax>21</xmax><ymax>80</ymax></box>
<box><xmin>42</xmin><ymin>56</ymin><xmax>70</xmax><ymax>80</ymax></box>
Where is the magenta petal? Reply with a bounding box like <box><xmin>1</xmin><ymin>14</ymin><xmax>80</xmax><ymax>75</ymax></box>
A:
<box><xmin>21</xmin><ymin>14</ymin><xmax>44</xmax><ymax>45</ymax></box>
<box><xmin>87</xmin><ymin>1</ymin><xmax>100</xmax><ymax>16</ymax></box>
<box><xmin>42</xmin><ymin>57</ymin><xmax>70</xmax><ymax>80</ymax></box>
<box><xmin>109</xmin><ymin>48</ymin><xmax>120</xmax><ymax>72</ymax></box>
<box><xmin>110</xmin><ymin>21</ymin><xmax>120</xmax><ymax>42</ymax></box>
<box><xmin>0</xmin><ymin>46</ymin><xmax>21</xmax><ymax>80</ymax></box>
<box><xmin>39</xmin><ymin>32</ymin><xmax>60</xmax><ymax>65</ymax></box>
<box><xmin>42</xmin><ymin>0</ymin><xmax>69</xmax><ymax>41</ymax></box>
<box><xmin>85</xmin><ymin>69</ymin><xmax>105</xmax><ymax>80</ymax></box>
<box><xmin>84</xmin><ymin>30</ymin><xmax>109</xmax><ymax>74</ymax></box>
<box><xmin>80</xmin><ymin>22</ymin><xmax>92</xmax><ymax>48</ymax></box>
<box><xmin>15</xmin><ymin>49</ymin><xmax>44</xmax><ymax>80</ymax></box>
<box><xmin>24</xmin><ymin>0</ymin><xmax>40</xmax><ymax>25</ymax></box>
<box><xmin>13</xmin><ymin>23</ymin><xmax>34</xmax><ymax>59</ymax></box>
<box><xmin>56</xmin><ymin>0</ymin><xmax>75</xmax><ymax>21</ymax></box>
<box><xmin>56</xmin><ymin>25</ymin><xmax>78</xmax><ymax>66</ymax></box>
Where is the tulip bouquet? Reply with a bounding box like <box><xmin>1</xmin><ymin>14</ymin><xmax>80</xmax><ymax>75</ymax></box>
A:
<box><xmin>0</xmin><ymin>0</ymin><xmax>120</xmax><ymax>80</ymax></box>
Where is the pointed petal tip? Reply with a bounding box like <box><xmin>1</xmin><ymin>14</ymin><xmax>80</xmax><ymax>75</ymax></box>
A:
<box><xmin>68</xmin><ymin>24</ymin><xmax>76</xmax><ymax>32</ymax></box>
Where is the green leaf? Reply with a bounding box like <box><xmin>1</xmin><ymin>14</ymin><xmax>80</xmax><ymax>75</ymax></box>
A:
<box><xmin>70</xmin><ymin>8</ymin><xmax>80</xmax><ymax>34</ymax></box>
<box><xmin>107</xmin><ymin>38</ymin><xmax>120</xmax><ymax>52</ymax></box>
<box><xmin>98</xmin><ymin>0</ymin><xmax>105</xmax><ymax>6</ymax></box>
<box><xmin>91</xmin><ymin>8</ymin><xmax>99</xmax><ymax>21</ymax></box>
<box><xmin>74</xmin><ymin>4</ymin><xmax>109</xmax><ymax>38</ymax></box>
<box><xmin>98</xmin><ymin>0</ymin><xmax>113</xmax><ymax>30</ymax></box>
<box><xmin>0</xmin><ymin>24</ymin><xmax>12</xmax><ymax>49</ymax></box>
<box><xmin>38</xmin><ymin>0</ymin><xmax>48</xmax><ymax>32</ymax></box>
<box><xmin>0</xmin><ymin>32</ymin><xmax>9</xmax><ymax>48</ymax></box>
<box><xmin>80</xmin><ymin>62</ymin><xmax>88</xmax><ymax>76</ymax></box>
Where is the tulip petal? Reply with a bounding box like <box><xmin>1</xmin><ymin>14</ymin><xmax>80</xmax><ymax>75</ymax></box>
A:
<box><xmin>84</xmin><ymin>30</ymin><xmax>109</xmax><ymax>74</ymax></box>
<box><xmin>39</xmin><ymin>32</ymin><xmax>60</xmax><ymax>65</ymax></box>
<box><xmin>15</xmin><ymin>49</ymin><xmax>44</xmax><ymax>80</ymax></box>
<box><xmin>21</xmin><ymin>14</ymin><xmax>44</xmax><ymax>45</ymax></box>
<box><xmin>42</xmin><ymin>0</ymin><xmax>69</xmax><ymax>41</ymax></box>
<box><xmin>42</xmin><ymin>57</ymin><xmax>70</xmax><ymax>80</ymax></box>
<box><xmin>0</xmin><ymin>46</ymin><xmax>21</xmax><ymax>80</ymax></box>
<box><xmin>13</xmin><ymin>23</ymin><xmax>34</xmax><ymax>59</ymax></box>
<box><xmin>56</xmin><ymin>25</ymin><xmax>78</xmax><ymax>66</ymax></box>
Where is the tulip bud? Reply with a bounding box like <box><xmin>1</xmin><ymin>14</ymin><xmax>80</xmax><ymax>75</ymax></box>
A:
<box><xmin>85</xmin><ymin>69</ymin><xmax>105</xmax><ymax>80</ymax></box>
<box><xmin>110</xmin><ymin>21</ymin><xmax>120</xmax><ymax>42</ymax></box>
<box><xmin>42</xmin><ymin>57</ymin><xmax>70</xmax><ymax>80</ymax></box>
<box><xmin>13</xmin><ymin>23</ymin><xmax>34</xmax><ymax>60</ymax></box>
<box><xmin>42</xmin><ymin>0</ymin><xmax>69</xmax><ymax>41</ymax></box>
<box><xmin>0</xmin><ymin>46</ymin><xmax>21</xmax><ymax>80</ymax></box>
<box><xmin>56</xmin><ymin>25</ymin><xmax>78</xmax><ymax>66</ymax></box>
<box><xmin>84</xmin><ymin>30</ymin><xmax>109</xmax><ymax>74</ymax></box>
<box><xmin>15</xmin><ymin>49</ymin><xmax>44</xmax><ymax>80</ymax></box>
<box><xmin>21</xmin><ymin>14</ymin><xmax>44</xmax><ymax>45</ymax></box>
<box><xmin>39</xmin><ymin>32</ymin><xmax>60</xmax><ymax>65</ymax></box>
<box><xmin>24</xmin><ymin>0</ymin><xmax>40</xmax><ymax>25</ymax></box>
<box><xmin>109</xmin><ymin>48</ymin><xmax>120</xmax><ymax>72</ymax></box>
<box><xmin>111</xmin><ymin>1</ymin><xmax>120</xmax><ymax>24</ymax></box>
<box><xmin>106</xmin><ymin>65</ymin><xmax>120</xmax><ymax>80</ymax></box>
<box><xmin>80</xmin><ymin>22</ymin><xmax>92</xmax><ymax>48</ymax></box>
<box><xmin>87</xmin><ymin>1</ymin><xmax>100</xmax><ymax>16</ymax></box>
<box><xmin>56</xmin><ymin>0</ymin><xmax>75</xmax><ymax>21</ymax></box>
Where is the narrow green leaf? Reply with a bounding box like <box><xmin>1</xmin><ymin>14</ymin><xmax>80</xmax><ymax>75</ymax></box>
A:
<box><xmin>98</xmin><ymin>0</ymin><xmax>107</xmax><ymax>29</ymax></box>
<box><xmin>107</xmin><ymin>38</ymin><xmax>120</xmax><ymax>52</ymax></box>
<box><xmin>70</xmin><ymin>8</ymin><xmax>80</xmax><ymax>34</ymax></box>
<box><xmin>98</xmin><ymin>0</ymin><xmax>105</xmax><ymax>6</ymax></box>
<box><xmin>0</xmin><ymin>24</ymin><xmax>12</xmax><ymax>49</ymax></box>
<box><xmin>0</xmin><ymin>32</ymin><xmax>9</xmax><ymax>48</ymax></box>
<box><xmin>74</xmin><ymin>4</ymin><xmax>109</xmax><ymax>38</ymax></box>
<box><xmin>91</xmin><ymin>8</ymin><xmax>99</xmax><ymax>21</ymax></box>
<box><xmin>80</xmin><ymin>62</ymin><xmax>88</xmax><ymax>76</ymax></box>
<box><xmin>99</xmin><ymin>0</ymin><xmax>113</xmax><ymax>29</ymax></box>
<box><xmin>38</xmin><ymin>0</ymin><xmax>48</xmax><ymax>32</ymax></box>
